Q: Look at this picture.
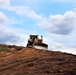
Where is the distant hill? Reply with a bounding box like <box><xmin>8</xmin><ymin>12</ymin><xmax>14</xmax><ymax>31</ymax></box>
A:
<box><xmin>0</xmin><ymin>44</ymin><xmax>76</xmax><ymax>75</ymax></box>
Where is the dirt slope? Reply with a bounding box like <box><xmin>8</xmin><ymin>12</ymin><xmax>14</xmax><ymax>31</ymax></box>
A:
<box><xmin>0</xmin><ymin>44</ymin><xmax>76</xmax><ymax>75</ymax></box>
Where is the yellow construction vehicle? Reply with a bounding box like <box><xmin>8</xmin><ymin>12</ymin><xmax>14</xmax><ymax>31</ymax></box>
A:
<box><xmin>26</xmin><ymin>35</ymin><xmax>48</xmax><ymax>50</ymax></box>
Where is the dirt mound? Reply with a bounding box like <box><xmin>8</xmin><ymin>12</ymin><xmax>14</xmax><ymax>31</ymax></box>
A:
<box><xmin>0</xmin><ymin>44</ymin><xmax>76</xmax><ymax>75</ymax></box>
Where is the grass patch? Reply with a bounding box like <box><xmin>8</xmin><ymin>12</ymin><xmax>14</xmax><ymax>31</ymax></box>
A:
<box><xmin>0</xmin><ymin>47</ymin><xmax>10</xmax><ymax>52</ymax></box>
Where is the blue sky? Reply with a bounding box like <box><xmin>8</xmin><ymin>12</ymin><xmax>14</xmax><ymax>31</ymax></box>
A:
<box><xmin>0</xmin><ymin>0</ymin><xmax>76</xmax><ymax>54</ymax></box>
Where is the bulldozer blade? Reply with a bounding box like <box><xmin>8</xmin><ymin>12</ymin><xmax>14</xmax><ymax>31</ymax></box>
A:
<box><xmin>34</xmin><ymin>45</ymin><xmax>48</xmax><ymax>50</ymax></box>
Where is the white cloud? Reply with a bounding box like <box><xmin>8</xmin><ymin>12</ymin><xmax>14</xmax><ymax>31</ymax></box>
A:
<box><xmin>48</xmin><ymin>42</ymin><xmax>76</xmax><ymax>55</ymax></box>
<box><xmin>0</xmin><ymin>11</ymin><xmax>18</xmax><ymax>26</ymax></box>
<box><xmin>0</xmin><ymin>11</ymin><xmax>7</xmax><ymax>25</ymax></box>
<box><xmin>61</xmin><ymin>48</ymin><xmax>76</xmax><ymax>55</ymax></box>
<box><xmin>8</xmin><ymin>6</ymin><xmax>43</xmax><ymax>21</ymax></box>
<box><xmin>38</xmin><ymin>11</ymin><xmax>76</xmax><ymax>35</ymax></box>
<box><xmin>0</xmin><ymin>0</ymin><xmax>10</xmax><ymax>8</ymax></box>
<box><xmin>42</xmin><ymin>10</ymin><xmax>76</xmax><ymax>54</ymax></box>
<box><xmin>0</xmin><ymin>11</ymin><xmax>26</xmax><ymax>46</ymax></box>
<box><xmin>0</xmin><ymin>27</ymin><xmax>27</xmax><ymax>46</ymax></box>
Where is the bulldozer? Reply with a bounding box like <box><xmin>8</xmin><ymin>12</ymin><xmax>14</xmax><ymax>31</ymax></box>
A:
<box><xmin>26</xmin><ymin>35</ymin><xmax>48</xmax><ymax>50</ymax></box>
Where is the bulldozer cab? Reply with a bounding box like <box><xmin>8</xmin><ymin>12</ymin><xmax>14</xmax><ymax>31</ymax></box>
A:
<box><xmin>30</xmin><ymin>35</ymin><xmax>38</xmax><ymax>42</ymax></box>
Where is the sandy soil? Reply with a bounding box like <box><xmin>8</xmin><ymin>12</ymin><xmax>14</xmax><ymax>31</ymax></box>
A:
<box><xmin>0</xmin><ymin>44</ymin><xmax>76</xmax><ymax>75</ymax></box>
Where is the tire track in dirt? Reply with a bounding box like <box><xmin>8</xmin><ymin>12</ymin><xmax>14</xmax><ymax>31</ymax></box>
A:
<box><xmin>0</xmin><ymin>57</ymin><xmax>37</xmax><ymax>72</ymax></box>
